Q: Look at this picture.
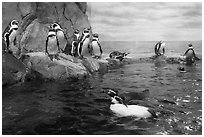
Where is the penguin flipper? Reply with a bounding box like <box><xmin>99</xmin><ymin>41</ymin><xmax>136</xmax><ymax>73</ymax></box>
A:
<box><xmin>45</xmin><ymin>37</ymin><xmax>49</xmax><ymax>55</ymax></box>
<box><xmin>147</xmin><ymin>108</ymin><xmax>157</xmax><ymax>118</ymax></box>
<box><xmin>14</xmin><ymin>37</ymin><xmax>17</xmax><ymax>45</ymax></box>
<box><xmin>97</xmin><ymin>41</ymin><xmax>103</xmax><ymax>54</ymax></box>
<box><xmin>5</xmin><ymin>33</ymin><xmax>10</xmax><ymax>51</ymax></box>
<box><xmin>56</xmin><ymin>37</ymin><xmax>61</xmax><ymax>53</ymax></box>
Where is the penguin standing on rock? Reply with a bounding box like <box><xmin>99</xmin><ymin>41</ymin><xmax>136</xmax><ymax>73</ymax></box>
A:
<box><xmin>71</xmin><ymin>29</ymin><xmax>80</xmax><ymax>57</ymax></box>
<box><xmin>154</xmin><ymin>41</ymin><xmax>165</xmax><ymax>56</ymax></box>
<box><xmin>45</xmin><ymin>29</ymin><xmax>60</xmax><ymax>61</ymax></box>
<box><xmin>3</xmin><ymin>19</ymin><xmax>19</xmax><ymax>53</ymax></box>
<box><xmin>90</xmin><ymin>33</ymin><xmax>103</xmax><ymax>59</ymax></box>
<box><xmin>51</xmin><ymin>23</ymin><xmax>68</xmax><ymax>53</ymax></box>
<box><xmin>78</xmin><ymin>28</ymin><xmax>91</xmax><ymax>58</ymax></box>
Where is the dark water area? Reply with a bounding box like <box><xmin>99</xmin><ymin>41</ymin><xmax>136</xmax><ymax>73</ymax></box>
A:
<box><xmin>2</xmin><ymin>41</ymin><xmax>202</xmax><ymax>135</ymax></box>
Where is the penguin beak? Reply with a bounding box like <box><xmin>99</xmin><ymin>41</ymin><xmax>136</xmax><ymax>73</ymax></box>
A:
<box><xmin>58</xmin><ymin>28</ymin><xmax>63</xmax><ymax>31</ymax></box>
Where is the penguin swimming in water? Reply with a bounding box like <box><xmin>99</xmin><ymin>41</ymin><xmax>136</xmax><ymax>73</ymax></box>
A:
<box><xmin>45</xmin><ymin>29</ymin><xmax>60</xmax><ymax>61</ymax></box>
<box><xmin>183</xmin><ymin>43</ymin><xmax>200</xmax><ymax>65</ymax></box>
<box><xmin>107</xmin><ymin>89</ymin><xmax>157</xmax><ymax>119</ymax></box>
<box><xmin>50</xmin><ymin>23</ymin><xmax>68</xmax><ymax>53</ymax></box>
<box><xmin>90</xmin><ymin>33</ymin><xmax>103</xmax><ymax>59</ymax></box>
<box><xmin>3</xmin><ymin>19</ymin><xmax>19</xmax><ymax>53</ymax></box>
<box><xmin>178</xmin><ymin>66</ymin><xmax>186</xmax><ymax>72</ymax></box>
<box><xmin>78</xmin><ymin>28</ymin><xmax>91</xmax><ymax>57</ymax></box>
<box><xmin>71</xmin><ymin>29</ymin><xmax>80</xmax><ymax>57</ymax></box>
<box><xmin>109</xmin><ymin>51</ymin><xmax>129</xmax><ymax>61</ymax></box>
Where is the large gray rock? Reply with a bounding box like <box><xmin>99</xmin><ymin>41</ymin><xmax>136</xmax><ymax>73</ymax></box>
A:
<box><xmin>2</xmin><ymin>50</ymin><xmax>27</xmax><ymax>86</ymax></box>
<box><xmin>24</xmin><ymin>52</ymin><xmax>89</xmax><ymax>80</ymax></box>
<box><xmin>2</xmin><ymin>2</ymin><xmax>133</xmax><ymax>85</ymax></box>
<box><xmin>2</xmin><ymin>2</ymin><xmax>91</xmax><ymax>57</ymax></box>
<box><xmin>2</xmin><ymin>2</ymin><xmax>93</xmax><ymax>84</ymax></box>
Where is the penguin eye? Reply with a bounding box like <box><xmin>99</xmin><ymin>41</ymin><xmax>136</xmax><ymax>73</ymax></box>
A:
<box><xmin>11</xmin><ymin>20</ymin><xmax>18</xmax><ymax>25</ymax></box>
<box><xmin>84</xmin><ymin>30</ymin><xmax>89</xmax><ymax>33</ymax></box>
<box><xmin>53</xmin><ymin>24</ymin><xmax>58</xmax><ymax>28</ymax></box>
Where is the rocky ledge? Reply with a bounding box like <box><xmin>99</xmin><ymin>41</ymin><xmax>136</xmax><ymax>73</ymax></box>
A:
<box><xmin>2</xmin><ymin>2</ymin><xmax>201</xmax><ymax>87</ymax></box>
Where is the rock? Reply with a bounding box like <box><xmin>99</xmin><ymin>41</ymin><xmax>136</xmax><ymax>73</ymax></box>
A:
<box><xmin>2</xmin><ymin>2</ymin><xmax>134</xmax><ymax>85</ymax></box>
<box><xmin>24</xmin><ymin>52</ymin><xmax>88</xmax><ymax>80</ymax></box>
<box><xmin>2</xmin><ymin>2</ymin><xmax>21</xmax><ymax>31</ymax></box>
<box><xmin>2</xmin><ymin>50</ymin><xmax>27</xmax><ymax>86</ymax></box>
<box><xmin>17</xmin><ymin>2</ymin><xmax>35</xmax><ymax>18</ymax></box>
<box><xmin>20</xmin><ymin>19</ymin><xmax>50</xmax><ymax>53</ymax></box>
<box><xmin>2</xmin><ymin>2</ymin><xmax>91</xmax><ymax>57</ymax></box>
<box><xmin>75</xmin><ymin>2</ymin><xmax>87</xmax><ymax>14</ymax></box>
<box><xmin>81</xmin><ymin>57</ymin><xmax>100</xmax><ymax>73</ymax></box>
<box><xmin>106</xmin><ymin>58</ymin><xmax>131</xmax><ymax>69</ymax></box>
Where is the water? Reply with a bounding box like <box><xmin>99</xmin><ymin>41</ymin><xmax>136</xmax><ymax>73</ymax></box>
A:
<box><xmin>2</xmin><ymin>41</ymin><xmax>202</xmax><ymax>135</ymax></box>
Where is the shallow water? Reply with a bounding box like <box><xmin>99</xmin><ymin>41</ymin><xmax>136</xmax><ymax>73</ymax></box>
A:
<box><xmin>2</xmin><ymin>41</ymin><xmax>202</xmax><ymax>135</ymax></box>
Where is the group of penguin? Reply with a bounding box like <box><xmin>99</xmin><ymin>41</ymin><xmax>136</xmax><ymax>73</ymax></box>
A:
<box><xmin>3</xmin><ymin>19</ymin><xmax>103</xmax><ymax>61</ymax></box>
<box><xmin>3</xmin><ymin>19</ymin><xmax>153</xmax><ymax>119</ymax></box>
<box><xmin>46</xmin><ymin>23</ymin><xmax>103</xmax><ymax>60</ymax></box>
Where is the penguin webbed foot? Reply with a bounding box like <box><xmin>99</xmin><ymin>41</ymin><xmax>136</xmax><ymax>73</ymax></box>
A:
<box><xmin>48</xmin><ymin>55</ymin><xmax>54</xmax><ymax>61</ymax></box>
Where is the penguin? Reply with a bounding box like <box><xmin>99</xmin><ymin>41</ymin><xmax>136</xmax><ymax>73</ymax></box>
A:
<box><xmin>71</xmin><ymin>29</ymin><xmax>80</xmax><ymax>57</ymax></box>
<box><xmin>178</xmin><ymin>66</ymin><xmax>186</xmax><ymax>72</ymax></box>
<box><xmin>90</xmin><ymin>33</ymin><xmax>103</xmax><ymax>59</ymax></box>
<box><xmin>45</xmin><ymin>29</ymin><xmax>60</xmax><ymax>61</ymax></box>
<box><xmin>51</xmin><ymin>23</ymin><xmax>68</xmax><ymax>53</ymax></box>
<box><xmin>77</xmin><ymin>28</ymin><xmax>91</xmax><ymax>57</ymax></box>
<box><xmin>109</xmin><ymin>51</ymin><xmax>129</xmax><ymax>61</ymax></box>
<box><xmin>107</xmin><ymin>89</ymin><xmax>157</xmax><ymax>119</ymax></box>
<box><xmin>154</xmin><ymin>41</ymin><xmax>165</xmax><ymax>56</ymax></box>
<box><xmin>3</xmin><ymin>19</ymin><xmax>19</xmax><ymax>53</ymax></box>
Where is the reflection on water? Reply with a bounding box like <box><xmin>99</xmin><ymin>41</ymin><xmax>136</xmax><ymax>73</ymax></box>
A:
<box><xmin>2</xmin><ymin>58</ymin><xmax>202</xmax><ymax>135</ymax></box>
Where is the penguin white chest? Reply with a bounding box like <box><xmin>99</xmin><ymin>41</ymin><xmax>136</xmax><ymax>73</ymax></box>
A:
<box><xmin>92</xmin><ymin>41</ymin><xmax>101</xmax><ymax>55</ymax></box>
<box><xmin>57</xmin><ymin>31</ymin><xmax>66</xmax><ymax>51</ymax></box>
<box><xmin>185</xmin><ymin>50</ymin><xmax>193</xmax><ymax>58</ymax></box>
<box><xmin>110</xmin><ymin>104</ymin><xmax>152</xmax><ymax>118</ymax></box>
<box><xmin>47</xmin><ymin>37</ymin><xmax>58</xmax><ymax>54</ymax></box>
<box><xmin>9</xmin><ymin>29</ymin><xmax>18</xmax><ymax>43</ymax></box>
<box><xmin>80</xmin><ymin>37</ymin><xmax>90</xmax><ymax>56</ymax></box>
<box><xmin>82</xmin><ymin>37</ymin><xmax>90</xmax><ymax>48</ymax></box>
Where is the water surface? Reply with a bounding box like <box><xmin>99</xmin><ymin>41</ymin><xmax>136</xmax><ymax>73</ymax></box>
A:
<box><xmin>2</xmin><ymin>41</ymin><xmax>202</xmax><ymax>135</ymax></box>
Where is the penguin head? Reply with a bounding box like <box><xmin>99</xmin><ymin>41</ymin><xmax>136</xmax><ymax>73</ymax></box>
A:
<box><xmin>111</xmin><ymin>96</ymin><xmax>123</xmax><ymax>104</ymax></box>
<box><xmin>111</xmin><ymin>96</ymin><xmax>127</xmax><ymax>107</ymax></box>
<box><xmin>10</xmin><ymin>20</ymin><xmax>19</xmax><ymax>29</ymax></box>
<box><xmin>178</xmin><ymin>66</ymin><xmax>185</xmax><ymax>71</ymax></box>
<box><xmin>74</xmin><ymin>29</ymin><xmax>79</xmax><ymax>34</ymax></box>
<box><xmin>83</xmin><ymin>28</ymin><xmax>90</xmax><ymax>35</ymax></box>
<box><xmin>188</xmin><ymin>43</ymin><xmax>193</xmax><ymax>48</ymax></box>
<box><xmin>10</xmin><ymin>20</ymin><xmax>18</xmax><ymax>26</ymax></box>
<box><xmin>108</xmin><ymin>89</ymin><xmax>118</xmax><ymax>97</ymax></box>
<box><xmin>93</xmin><ymin>33</ymin><xmax>99</xmax><ymax>38</ymax></box>
<box><xmin>51</xmin><ymin>23</ymin><xmax>63</xmax><ymax>31</ymax></box>
<box><xmin>48</xmin><ymin>29</ymin><xmax>56</xmax><ymax>38</ymax></box>
<box><xmin>124</xmin><ymin>52</ymin><xmax>130</xmax><ymax>56</ymax></box>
